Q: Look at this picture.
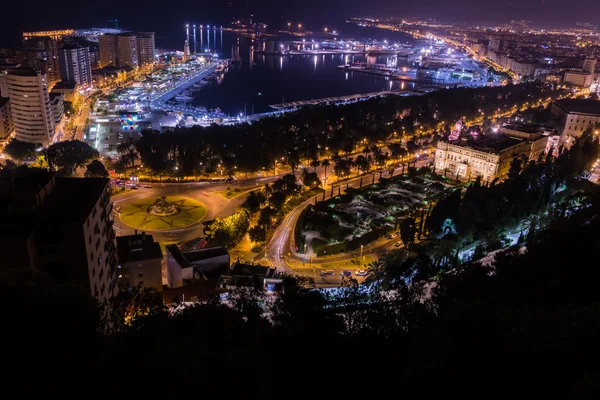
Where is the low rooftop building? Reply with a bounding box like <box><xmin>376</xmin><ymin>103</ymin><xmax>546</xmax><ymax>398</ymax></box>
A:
<box><xmin>217</xmin><ymin>262</ymin><xmax>283</xmax><ymax>291</ymax></box>
<box><xmin>434</xmin><ymin>132</ymin><xmax>545</xmax><ymax>183</ymax></box>
<box><xmin>165</xmin><ymin>244</ymin><xmax>229</xmax><ymax>289</ymax></box>
<box><xmin>551</xmin><ymin>98</ymin><xmax>600</xmax><ymax>141</ymax></box>
<box><xmin>116</xmin><ymin>231</ymin><xmax>163</xmax><ymax>291</ymax></box>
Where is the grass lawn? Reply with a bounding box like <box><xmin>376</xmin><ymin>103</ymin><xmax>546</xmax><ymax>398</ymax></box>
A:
<box><xmin>119</xmin><ymin>196</ymin><xmax>207</xmax><ymax>230</ymax></box>
<box><xmin>319</xmin><ymin>253</ymin><xmax>379</xmax><ymax>269</ymax></box>
<box><xmin>217</xmin><ymin>186</ymin><xmax>260</xmax><ymax>199</ymax></box>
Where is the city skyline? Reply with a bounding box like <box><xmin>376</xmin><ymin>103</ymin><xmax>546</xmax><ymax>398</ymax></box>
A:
<box><xmin>1</xmin><ymin>0</ymin><xmax>600</xmax><ymax>47</ymax></box>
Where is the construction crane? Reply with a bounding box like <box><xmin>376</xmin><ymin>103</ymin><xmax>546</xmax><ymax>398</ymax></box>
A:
<box><xmin>108</xmin><ymin>19</ymin><xmax>119</xmax><ymax>29</ymax></box>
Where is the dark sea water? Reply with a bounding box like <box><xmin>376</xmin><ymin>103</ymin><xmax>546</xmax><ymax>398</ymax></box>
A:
<box><xmin>173</xmin><ymin>25</ymin><xmax>419</xmax><ymax>115</ymax></box>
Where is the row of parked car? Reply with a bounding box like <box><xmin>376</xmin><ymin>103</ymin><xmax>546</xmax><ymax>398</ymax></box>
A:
<box><xmin>320</xmin><ymin>270</ymin><xmax>367</xmax><ymax>277</ymax></box>
<box><xmin>111</xmin><ymin>180</ymin><xmax>152</xmax><ymax>189</ymax></box>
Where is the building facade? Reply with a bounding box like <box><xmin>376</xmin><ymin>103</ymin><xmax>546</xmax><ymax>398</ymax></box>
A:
<box><xmin>0</xmin><ymin>73</ymin><xmax>8</xmax><ymax>97</ymax></box>
<box><xmin>165</xmin><ymin>245</ymin><xmax>230</xmax><ymax>288</ymax></box>
<box><xmin>435</xmin><ymin>136</ymin><xmax>534</xmax><ymax>183</ymax></box>
<box><xmin>116</xmin><ymin>231</ymin><xmax>163</xmax><ymax>291</ymax></box>
<box><xmin>58</xmin><ymin>45</ymin><xmax>92</xmax><ymax>87</ymax></box>
<box><xmin>0</xmin><ymin>173</ymin><xmax>118</xmax><ymax>303</ymax></box>
<box><xmin>136</xmin><ymin>32</ymin><xmax>155</xmax><ymax>66</ymax></box>
<box><xmin>6</xmin><ymin>68</ymin><xmax>55</xmax><ymax>147</ymax></box>
<box><xmin>49</xmin><ymin>92</ymin><xmax>64</xmax><ymax>126</ymax></box>
<box><xmin>117</xmin><ymin>34</ymin><xmax>138</xmax><ymax>67</ymax></box>
<box><xmin>564</xmin><ymin>71</ymin><xmax>593</xmax><ymax>87</ymax></box>
<box><xmin>99</xmin><ymin>33</ymin><xmax>141</xmax><ymax>68</ymax></box>
<box><xmin>510</xmin><ymin>60</ymin><xmax>537</xmax><ymax>77</ymax></box>
<box><xmin>0</xmin><ymin>97</ymin><xmax>14</xmax><ymax>146</ymax></box>
<box><xmin>21</xmin><ymin>36</ymin><xmax>61</xmax><ymax>84</ymax></box>
<box><xmin>583</xmin><ymin>58</ymin><xmax>597</xmax><ymax>74</ymax></box>
<box><xmin>499</xmin><ymin>123</ymin><xmax>550</xmax><ymax>161</ymax></box>
<box><xmin>551</xmin><ymin>99</ymin><xmax>600</xmax><ymax>139</ymax></box>
<box><xmin>99</xmin><ymin>34</ymin><xmax>118</xmax><ymax>67</ymax></box>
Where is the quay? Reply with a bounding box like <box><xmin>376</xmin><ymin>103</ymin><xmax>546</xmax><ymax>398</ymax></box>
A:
<box><xmin>256</xmin><ymin>49</ymin><xmax>366</xmax><ymax>56</ymax></box>
<box><xmin>151</xmin><ymin>62</ymin><xmax>218</xmax><ymax>105</ymax></box>
<box><xmin>269</xmin><ymin>90</ymin><xmax>414</xmax><ymax>110</ymax></box>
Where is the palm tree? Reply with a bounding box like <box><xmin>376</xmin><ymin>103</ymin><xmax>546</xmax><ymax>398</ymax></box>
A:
<box><xmin>117</xmin><ymin>137</ymin><xmax>139</xmax><ymax>171</ymax></box>
<box><xmin>321</xmin><ymin>159</ymin><xmax>330</xmax><ymax>179</ymax></box>
<box><xmin>430</xmin><ymin>236</ymin><xmax>456</xmax><ymax>269</ymax></box>
<box><xmin>310</xmin><ymin>158</ymin><xmax>320</xmax><ymax>173</ymax></box>
<box><xmin>364</xmin><ymin>260</ymin><xmax>387</xmax><ymax>288</ymax></box>
<box><xmin>263</xmin><ymin>183</ymin><xmax>272</xmax><ymax>199</ymax></box>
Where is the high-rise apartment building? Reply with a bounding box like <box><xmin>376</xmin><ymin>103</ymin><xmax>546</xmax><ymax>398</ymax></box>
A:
<box><xmin>98</xmin><ymin>34</ymin><xmax>118</xmax><ymax>67</ymax></box>
<box><xmin>0</xmin><ymin>172</ymin><xmax>119</xmax><ymax>303</ymax></box>
<box><xmin>583</xmin><ymin>58</ymin><xmax>597</xmax><ymax>74</ymax></box>
<box><xmin>58</xmin><ymin>45</ymin><xmax>92</xmax><ymax>87</ymax></box>
<box><xmin>49</xmin><ymin>92</ymin><xmax>64</xmax><ymax>126</ymax></box>
<box><xmin>117</xmin><ymin>34</ymin><xmax>138</xmax><ymax>67</ymax></box>
<box><xmin>99</xmin><ymin>32</ymin><xmax>154</xmax><ymax>68</ymax></box>
<box><xmin>21</xmin><ymin>36</ymin><xmax>61</xmax><ymax>84</ymax></box>
<box><xmin>136</xmin><ymin>32</ymin><xmax>155</xmax><ymax>66</ymax></box>
<box><xmin>0</xmin><ymin>97</ymin><xmax>14</xmax><ymax>145</ymax></box>
<box><xmin>0</xmin><ymin>73</ymin><xmax>7</xmax><ymax>97</ymax></box>
<box><xmin>6</xmin><ymin>68</ymin><xmax>55</xmax><ymax>147</ymax></box>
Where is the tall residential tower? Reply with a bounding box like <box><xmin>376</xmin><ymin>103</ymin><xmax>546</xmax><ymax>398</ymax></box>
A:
<box><xmin>6</xmin><ymin>68</ymin><xmax>55</xmax><ymax>147</ymax></box>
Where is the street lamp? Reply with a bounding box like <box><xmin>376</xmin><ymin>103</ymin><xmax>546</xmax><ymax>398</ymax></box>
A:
<box><xmin>360</xmin><ymin>244</ymin><xmax>364</xmax><ymax>264</ymax></box>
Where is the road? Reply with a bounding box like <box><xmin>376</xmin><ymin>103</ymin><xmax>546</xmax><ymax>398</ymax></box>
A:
<box><xmin>265</xmin><ymin>160</ymin><xmax>432</xmax><ymax>281</ymax></box>
<box><xmin>110</xmin><ymin>172</ymin><xmax>300</xmax><ymax>244</ymax></box>
<box><xmin>111</xmin><ymin>181</ymin><xmax>248</xmax><ymax>244</ymax></box>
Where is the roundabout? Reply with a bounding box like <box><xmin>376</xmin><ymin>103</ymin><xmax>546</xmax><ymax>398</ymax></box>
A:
<box><xmin>118</xmin><ymin>195</ymin><xmax>207</xmax><ymax>231</ymax></box>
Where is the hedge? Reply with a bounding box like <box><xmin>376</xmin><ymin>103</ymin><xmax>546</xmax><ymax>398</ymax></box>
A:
<box><xmin>314</xmin><ymin>225</ymin><xmax>389</xmax><ymax>256</ymax></box>
<box><xmin>294</xmin><ymin>204</ymin><xmax>312</xmax><ymax>252</ymax></box>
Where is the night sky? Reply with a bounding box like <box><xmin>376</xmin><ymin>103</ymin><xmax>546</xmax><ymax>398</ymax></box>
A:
<box><xmin>1</xmin><ymin>0</ymin><xmax>599</xmax><ymax>47</ymax></box>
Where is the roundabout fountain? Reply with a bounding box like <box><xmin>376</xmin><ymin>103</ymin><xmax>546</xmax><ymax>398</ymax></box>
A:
<box><xmin>118</xmin><ymin>196</ymin><xmax>207</xmax><ymax>230</ymax></box>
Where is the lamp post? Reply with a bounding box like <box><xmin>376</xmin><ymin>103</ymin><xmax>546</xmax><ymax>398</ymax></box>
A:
<box><xmin>360</xmin><ymin>244</ymin><xmax>364</xmax><ymax>264</ymax></box>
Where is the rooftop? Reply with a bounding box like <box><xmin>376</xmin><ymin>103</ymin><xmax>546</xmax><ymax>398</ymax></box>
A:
<box><xmin>0</xmin><ymin>175</ymin><xmax>109</xmax><ymax>237</ymax></box>
<box><xmin>165</xmin><ymin>245</ymin><xmax>228</xmax><ymax>268</ymax></box>
<box><xmin>554</xmin><ymin>98</ymin><xmax>600</xmax><ymax>115</ymax></box>
<box><xmin>7</xmin><ymin>67</ymin><xmax>39</xmax><ymax>77</ymax></box>
<box><xmin>52</xmin><ymin>81</ymin><xmax>77</xmax><ymax>90</ymax></box>
<box><xmin>229</xmin><ymin>262</ymin><xmax>276</xmax><ymax>278</ymax></box>
<box><xmin>116</xmin><ymin>233</ymin><xmax>162</xmax><ymax>263</ymax></box>
<box><xmin>474</xmin><ymin>136</ymin><xmax>524</xmax><ymax>152</ymax></box>
<box><xmin>0</xmin><ymin>170</ymin><xmax>54</xmax><ymax>193</ymax></box>
<box><xmin>38</xmin><ymin>178</ymin><xmax>109</xmax><ymax>223</ymax></box>
<box><xmin>49</xmin><ymin>92</ymin><xmax>63</xmax><ymax>101</ymax></box>
<box><xmin>502</xmin><ymin>123</ymin><xmax>542</xmax><ymax>133</ymax></box>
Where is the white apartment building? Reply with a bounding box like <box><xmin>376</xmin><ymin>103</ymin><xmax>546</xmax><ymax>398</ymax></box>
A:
<box><xmin>6</xmin><ymin>68</ymin><xmax>55</xmax><ymax>147</ymax></box>
<box><xmin>0</xmin><ymin>174</ymin><xmax>119</xmax><ymax>304</ymax></box>
<box><xmin>551</xmin><ymin>99</ymin><xmax>600</xmax><ymax>139</ymax></box>
<box><xmin>0</xmin><ymin>97</ymin><xmax>14</xmax><ymax>146</ymax></box>
<box><xmin>49</xmin><ymin>92</ymin><xmax>64</xmax><ymax>126</ymax></box>
<box><xmin>510</xmin><ymin>60</ymin><xmax>537</xmax><ymax>77</ymax></box>
<box><xmin>583</xmin><ymin>58</ymin><xmax>597</xmax><ymax>74</ymax></box>
<box><xmin>564</xmin><ymin>70</ymin><xmax>593</xmax><ymax>87</ymax></box>
<box><xmin>58</xmin><ymin>45</ymin><xmax>92</xmax><ymax>87</ymax></box>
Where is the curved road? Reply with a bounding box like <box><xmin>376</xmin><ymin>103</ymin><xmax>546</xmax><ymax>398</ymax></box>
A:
<box><xmin>111</xmin><ymin>172</ymin><xmax>294</xmax><ymax>244</ymax></box>
<box><xmin>265</xmin><ymin>160</ymin><xmax>432</xmax><ymax>282</ymax></box>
